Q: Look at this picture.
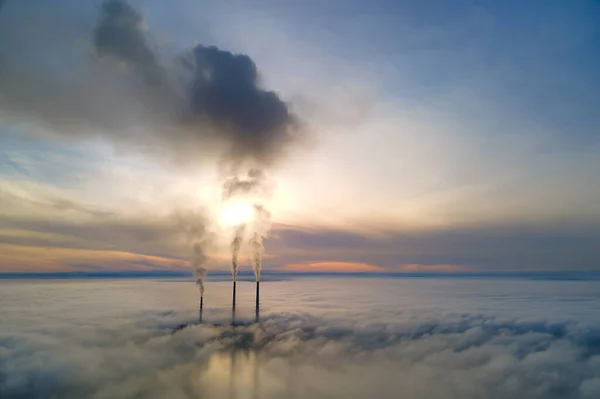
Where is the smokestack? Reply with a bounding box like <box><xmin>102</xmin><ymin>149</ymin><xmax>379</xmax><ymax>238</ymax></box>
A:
<box><xmin>255</xmin><ymin>281</ymin><xmax>260</xmax><ymax>322</ymax></box>
<box><xmin>232</xmin><ymin>280</ymin><xmax>237</xmax><ymax>324</ymax></box>
<box><xmin>199</xmin><ymin>295</ymin><xmax>203</xmax><ymax>323</ymax></box>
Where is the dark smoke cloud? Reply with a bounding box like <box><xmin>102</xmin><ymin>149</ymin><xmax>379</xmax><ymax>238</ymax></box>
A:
<box><xmin>93</xmin><ymin>0</ymin><xmax>163</xmax><ymax>84</ymax></box>
<box><xmin>222</xmin><ymin>169</ymin><xmax>272</xmax><ymax>200</ymax></box>
<box><xmin>0</xmin><ymin>0</ymin><xmax>300</xmax><ymax>168</ymax></box>
<box><xmin>184</xmin><ymin>45</ymin><xmax>297</xmax><ymax>166</ymax></box>
<box><xmin>92</xmin><ymin>0</ymin><xmax>298</xmax><ymax>168</ymax></box>
<box><xmin>0</xmin><ymin>0</ymin><xmax>297</xmax><ymax>287</ymax></box>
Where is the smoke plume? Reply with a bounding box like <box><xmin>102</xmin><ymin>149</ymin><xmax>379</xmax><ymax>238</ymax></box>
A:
<box><xmin>230</xmin><ymin>224</ymin><xmax>246</xmax><ymax>282</ymax></box>
<box><xmin>192</xmin><ymin>243</ymin><xmax>207</xmax><ymax>296</ymax></box>
<box><xmin>0</xmin><ymin>0</ymin><xmax>300</xmax><ymax>283</ymax></box>
<box><xmin>185</xmin><ymin>45</ymin><xmax>297</xmax><ymax>167</ymax></box>
<box><xmin>250</xmin><ymin>205</ymin><xmax>271</xmax><ymax>282</ymax></box>
<box><xmin>92</xmin><ymin>0</ymin><xmax>298</xmax><ymax>169</ymax></box>
<box><xmin>222</xmin><ymin>169</ymin><xmax>271</xmax><ymax>200</ymax></box>
<box><xmin>93</xmin><ymin>0</ymin><xmax>163</xmax><ymax>84</ymax></box>
<box><xmin>172</xmin><ymin>211</ymin><xmax>210</xmax><ymax>295</ymax></box>
<box><xmin>222</xmin><ymin>170</ymin><xmax>273</xmax><ymax>281</ymax></box>
<box><xmin>0</xmin><ymin>0</ymin><xmax>300</xmax><ymax>168</ymax></box>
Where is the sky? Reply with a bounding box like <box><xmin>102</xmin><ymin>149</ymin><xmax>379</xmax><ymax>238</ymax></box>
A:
<box><xmin>1</xmin><ymin>0</ymin><xmax>599</xmax><ymax>274</ymax></box>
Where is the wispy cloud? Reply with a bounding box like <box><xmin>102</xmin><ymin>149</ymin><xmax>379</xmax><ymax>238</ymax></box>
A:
<box><xmin>283</xmin><ymin>261</ymin><xmax>386</xmax><ymax>273</ymax></box>
<box><xmin>399</xmin><ymin>264</ymin><xmax>471</xmax><ymax>273</ymax></box>
<box><xmin>0</xmin><ymin>243</ymin><xmax>186</xmax><ymax>273</ymax></box>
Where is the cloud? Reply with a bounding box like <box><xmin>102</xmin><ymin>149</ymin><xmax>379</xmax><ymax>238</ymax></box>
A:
<box><xmin>4</xmin><ymin>211</ymin><xmax>600</xmax><ymax>273</ymax></box>
<box><xmin>266</xmin><ymin>223</ymin><xmax>600</xmax><ymax>271</ymax></box>
<box><xmin>41</xmin><ymin>197</ymin><xmax>115</xmax><ymax>218</ymax></box>
<box><xmin>399</xmin><ymin>264</ymin><xmax>471</xmax><ymax>273</ymax></box>
<box><xmin>0</xmin><ymin>243</ymin><xmax>187</xmax><ymax>273</ymax></box>
<box><xmin>283</xmin><ymin>261</ymin><xmax>386</xmax><ymax>273</ymax></box>
<box><xmin>0</xmin><ymin>202</ymin><xmax>216</xmax><ymax>272</ymax></box>
<box><xmin>0</xmin><ymin>214</ymin><xmax>180</xmax><ymax>253</ymax></box>
<box><xmin>2</xmin><ymin>294</ymin><xmax>600</xmax><ymax>398</ymax></box>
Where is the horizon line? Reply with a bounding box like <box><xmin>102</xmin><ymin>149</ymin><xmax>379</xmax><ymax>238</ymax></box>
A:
<box><xmin>1</xmin><ymin>270</ymin><xmax>600</xmax><ymax>281</ymax></box>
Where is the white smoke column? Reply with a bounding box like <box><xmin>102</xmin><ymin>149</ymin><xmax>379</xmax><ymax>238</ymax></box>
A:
<box><xmin>250</xmin><ymin>204</ymin><xmax>270</xmax><ymax>322</ymax></box>
<box><xmin>230</xmin><ymin>224</ymin><xmax>246</xmax><ymax>283</ymax></box>
<box><xmin>172</xmin><ymin>210</ymin><xmax>210</xmax><ymax>321</ymax></box>
<box><xmin>221</xmin><ymin>169</ymin><xmax>272</xmax><ymax>317</ymax></box>
<box><xmin>222</xmin><ymin>169</ymin><xmax>268</xmax><ymax>281</ymax></box>
<box><xmin>192</xmin><ymin>243</ymin><xmax>207</xmax><ymax>296</ymax></box>
<box><xmin>250</xmin><ymin>204</ymin><xmax>271</xmax><ymax>282</ymax></box>
<box><xmin>249</xmin><ymin>232</ymin><xmax>262</xmax><ymax>282</ymax></box>
<box><xmin>194</xmin><ymin>263</ymin><xmax>206</xmax><ymax>323</ymax></box>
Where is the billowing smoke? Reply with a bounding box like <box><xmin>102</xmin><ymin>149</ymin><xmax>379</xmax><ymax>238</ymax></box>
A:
<box><xmin>192</xmin><ymin>243</ymin><xmax>207</xmax><ymax>296</ymax></box>
<box><xmin>93</xmin><ymin>0</ymin><xmax>163</xmax><ymax>84</ymax></box>
<box><xmin>89</xmin><ymin>0</ymin><xmax>298</xmax><ymax>169</ymax></box>
<box><xmin>250</xmin><ymin>205</ymin><xmax>271</xmax><ymax>282</ymax></box>
<box><xmin>230</xmin><ymin>225</ymin><xmax>245</xmax><ymax>283</ymax></box>
<box><xmin>222</xmin><ymin>169</ymin><xmax>271</xmax><ymax>200</ymax></box>
<box><xmin>222</xmin><ymin>170</ymin><xmax>273</xmax><ymax>282</ymax></box>
<box><xmin>184</xmin><ymin>46</ymin><xmax>297</xmax><ymax>168</ymax></box>
<box><xmin>0</xmin><ymin>0</ymin><xmax>300</xmax><ymax>167</ymax></box>
<box><xmin>0</xmin><ymin>0</ymin><xmax>298</xmax><ymax>285</ymax></box>
<box><xmin>172</xmin><ymin>211</ymin><xmax>211</xmax><ymax>296</ymax></box>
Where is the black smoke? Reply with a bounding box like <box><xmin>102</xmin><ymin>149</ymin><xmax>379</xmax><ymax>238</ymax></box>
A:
<box><xmin>221</xmin><ymin>169</ymin><xmax>271</xmax><ymax>200</ymax></box>
<box><xmin>0</xmin><ymin>0</ymin><xmax>300</xmax><ymax>169</ymax></box>
<box><xmin>185</xmin><ymin>45</ymin><xmax>296</xmax><ymax>166</ymax></box>
<box><xmin>91</xmin><ymin>0</ymin><xmax>297</xmax><ymax>168</ymax></box>
<box><xmin>0</xmin><ymin>0</ymin><xmax>299</xmax><ymax>286</ymax></box>
<box><xmin>93</xmin><ymin>0</ymin><xmax>163</xmax><ymax>84</ymax></box>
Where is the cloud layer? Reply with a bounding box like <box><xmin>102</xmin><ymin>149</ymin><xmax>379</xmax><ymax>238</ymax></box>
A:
<box><xmin>2</xmin><ymin>278</ymin><xmax>600</xmax><ymax>398</ymax></box>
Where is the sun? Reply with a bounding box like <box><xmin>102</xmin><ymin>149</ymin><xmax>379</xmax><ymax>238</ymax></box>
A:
<box><xmin>221</xmin><ymin>202</ymin><xmax>254</xmax><ymax>227</ymax></box>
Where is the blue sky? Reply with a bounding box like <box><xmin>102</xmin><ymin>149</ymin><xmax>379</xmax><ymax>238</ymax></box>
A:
<box><xmin>0</xmin><ymin>0</ymin><xmax>599</xmax><ymax>273</ymax></box>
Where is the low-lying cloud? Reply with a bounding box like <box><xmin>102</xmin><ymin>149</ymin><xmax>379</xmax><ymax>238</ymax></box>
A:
<box><xmin>2</xmin><ymin>287</ymin><xmax>600</xmax><ymax>398</ymax></box>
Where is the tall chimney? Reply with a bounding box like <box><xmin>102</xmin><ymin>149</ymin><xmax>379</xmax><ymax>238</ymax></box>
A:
<box><xmin>199</xmin><ymin>295</ymin><xmax>203</xmax><ymax>323</ymax></box>
<box><xmin>231</xmin><ymin>280</ymin><xmax>237</xmax><ymax>324</ymax></box>
<box><xmin>255</xmin><ymin>281</ymin><xmax>260</xmax><ymax>322</ymax></box>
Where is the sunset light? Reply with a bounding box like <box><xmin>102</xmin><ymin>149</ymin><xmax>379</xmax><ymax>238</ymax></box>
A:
<box><xmin>220</xmin><ymin>202</ymin><xmax>254</xmax><ymax>227</ymax></box>
<box><xmin>1</xmin><ymin>0</ymin><xmax>599</xmax><ymax>397</ymax></box>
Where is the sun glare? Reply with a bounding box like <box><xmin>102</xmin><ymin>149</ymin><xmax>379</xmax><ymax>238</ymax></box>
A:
<box><xmin>221</xmin><ymin>202</ymin><xmax>254</xmax><ymax>227</ymax></box>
